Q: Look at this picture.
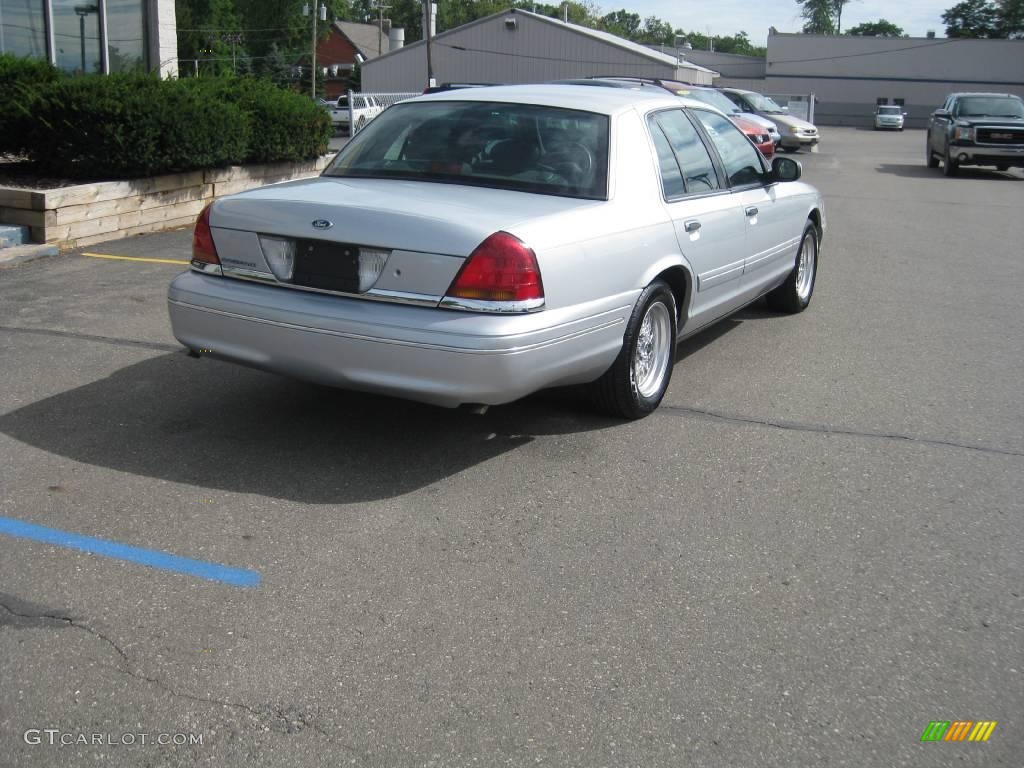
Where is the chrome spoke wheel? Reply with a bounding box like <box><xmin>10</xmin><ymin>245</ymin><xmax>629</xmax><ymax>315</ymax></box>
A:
<box><xmin>795</xmin><ymin>231</ymin><xmax>817</xmax><ymax>302</ymax></box>
<box><xmin>631</xmin><ymin>301</ymin><xmax>672</xmax><ymax>399</ymax></box>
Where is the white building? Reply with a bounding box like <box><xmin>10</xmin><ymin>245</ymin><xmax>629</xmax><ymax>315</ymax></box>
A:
<box><xmin>362</xmin><ymin>7</ymin><xmax>717</xmax><ymax>92</ymax></box>
<box><xmin>0</xmin><ymin>0</ymin><xmax>178</xmax><ymax>78</ymax></box>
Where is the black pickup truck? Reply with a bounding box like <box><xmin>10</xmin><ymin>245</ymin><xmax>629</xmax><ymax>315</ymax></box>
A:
<box><xmin>926</xmin><ymin>92</ymin><xmax>1024</xmax><ymax>176</ymax></box>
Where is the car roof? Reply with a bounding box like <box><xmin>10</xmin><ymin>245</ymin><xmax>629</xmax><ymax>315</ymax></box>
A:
<box><xmin>413</xmin><ymin>83</ymin><xmax>693</xmax><ymax>116</ymax></box>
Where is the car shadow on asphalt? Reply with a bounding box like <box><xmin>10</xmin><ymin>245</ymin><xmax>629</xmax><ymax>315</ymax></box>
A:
<box><xmin>0</xmin><ymin>352</ymin><xmax>624</xmax><ymax>504</ymax></box>
<box><xmin>875</xmin><ymin>163</ymin><xmax>1021</xmax><ymax>180</ymax></box>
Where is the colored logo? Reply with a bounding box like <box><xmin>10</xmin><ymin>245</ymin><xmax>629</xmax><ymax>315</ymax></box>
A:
<box><xmin>921</xmin><ymin>721</ymin><xmax>997</xmax><ymax>742</ymax></box>
<box><xmin>311</xmin><ymin>219</ymin><xmax>333</xmax><ymax>230</ymax></box>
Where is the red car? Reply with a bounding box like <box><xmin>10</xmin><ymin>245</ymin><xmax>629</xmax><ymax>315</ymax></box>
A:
<box><xmin>585</xmin><ymin>77</ymin><xmax>775</xmax><ymax>158</ymax></box>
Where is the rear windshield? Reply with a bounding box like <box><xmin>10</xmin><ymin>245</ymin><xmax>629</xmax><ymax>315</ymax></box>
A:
<box><xmin>323</xmin><ymin>100</ymin><xmax>610</xmax><ymax>200</ymax></box>
<box><xmin>681</xmin><ymin>88</ymin><xmax>742</xmax><ymax>115</ymax></box>
<box><xmin>956</xmin><ymin>96</ymin><xmax>1024</xmax><ymax>118</ymax></box>
<box><xmin>337</xmin><ymin>96</ymin><xmax>348</xmax><ymax>108</ymax></box>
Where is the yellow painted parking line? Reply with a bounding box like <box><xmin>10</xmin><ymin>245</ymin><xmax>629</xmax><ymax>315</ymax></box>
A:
<box><xmin>81</xmin><ymin>252</ymin><xmax>189</xmax><ymax>265</ymax></box>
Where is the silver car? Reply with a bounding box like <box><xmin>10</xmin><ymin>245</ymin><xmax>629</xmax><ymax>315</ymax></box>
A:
<box><xmin>168</xmin><ymin>85</ymin><xmax>825</xmax><ymax>418</ymax></box>
<box><xmin>721</xmin><ymin>88</ymin><xmax>820</xmax><ymax>152</ymax></box>
<box><xmin>874</xmin><ymin>105</ymin><xmax>906</xmax><ymax>131</ymax></box>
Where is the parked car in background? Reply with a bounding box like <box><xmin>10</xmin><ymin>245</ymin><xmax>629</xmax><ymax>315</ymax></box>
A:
<box><xmin>926</xmin><ymin>92</ymin><xmax>1024</xmax><ymax>176</ymax></box>
<box><xmin>874</xmin><ymin>104</ymin><xmax>906</xmax><ymax>131</ymax></box>
<box><xmin>720</xmin><ymin>88</ymin><xmax>819</xmax><ymax>152</ymax></box>
<box><xmin>330</xmin><ymin>94</ymin><xmax>384</xmax><ymax>134</ymax></box>
<box><xmin>579</xmin><ymin>77</ymin><xmax>777</xmax><ymax>157</ymax></box>
<box><xmin>169</xmin><ymin>85</ymin><xmax>825</xmax><ymax>419</ymax></box>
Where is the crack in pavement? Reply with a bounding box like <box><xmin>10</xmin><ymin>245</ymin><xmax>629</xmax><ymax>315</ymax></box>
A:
<box><xmin>659</xmin><ymin>404</ymin><xmax>1024</xmax><ymax>458</ymax></box>
<box><xmin>0</xmin><ymin>325</ymin><xmax>180</xmax><ymax>353</ymax></box>
<box><xmin>0</xmin><ymin>601</ymin><xmax>353</xmax><ymax>749</ymax></box>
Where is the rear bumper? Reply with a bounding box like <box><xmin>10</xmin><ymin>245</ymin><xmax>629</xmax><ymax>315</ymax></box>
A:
<box><xmin>167</xmin><ymin>271</ymin><xmax>631</xmax><ymax>408</ymax></box>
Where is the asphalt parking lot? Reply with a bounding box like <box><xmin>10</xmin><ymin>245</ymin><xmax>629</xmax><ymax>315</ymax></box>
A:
<box><xmin>1</xmin><ymin>127</ymin><xmax>1021</xmax><ymax>767</ymax></box>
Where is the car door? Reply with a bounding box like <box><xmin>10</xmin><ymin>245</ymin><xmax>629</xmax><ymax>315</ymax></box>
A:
<box><xmin>647</xmin><ymin>110</ymin><xmax>749</xmax><ymax>325</ymax></box>
<box><xmin>930</xmin><ymin>96</ymin><xmax>954</xmax><ymax>154</ymax></box>
<box><xmin>690</xmin><ymin>108</ymin><xmax>800</xmax><ymax>300</ymax></box>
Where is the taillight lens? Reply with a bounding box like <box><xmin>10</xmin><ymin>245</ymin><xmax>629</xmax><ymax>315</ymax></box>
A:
<box><xmin>192</xmin><ymin>203</ymin><xmax>220</xmax><ymax>266</ymax></box>
<box><xmin>444</xmin><ymin>232</ymin><xmax>544</xmax><ymax>308</ymax></box>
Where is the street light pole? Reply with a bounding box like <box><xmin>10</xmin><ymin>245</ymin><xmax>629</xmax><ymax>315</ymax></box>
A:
<box><xmin>73</xmin><ymin>4</ymin><xmax>98</xmax><ymax>74</ymax></box>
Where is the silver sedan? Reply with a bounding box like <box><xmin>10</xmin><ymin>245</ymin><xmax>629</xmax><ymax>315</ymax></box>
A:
<box><xmin>168</xmin><ymin>85</ymin><xmax>825</xmax><ymax>418</ymax></box>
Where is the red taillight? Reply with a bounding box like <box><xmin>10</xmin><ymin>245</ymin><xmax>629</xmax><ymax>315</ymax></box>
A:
<box><xmin>192</xmin><ymin>203</ymin><xmax>220</xmax><ymax>265</ymax></box>
<box><xmin>445</xmin><ymin>232</ymin><xmax>544</xmax><ymax>303</ymax></box>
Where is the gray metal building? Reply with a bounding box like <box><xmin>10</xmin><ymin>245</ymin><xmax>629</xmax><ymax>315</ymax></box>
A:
<box><xmin>707</xmin><ymin>33</ymin><xmax>1024</xmax><ymax>129</ymax></box>
<box><xmin>361</xmin><ymin>7</ymin><xmax>717</xmax><ymax>92</ymax></box>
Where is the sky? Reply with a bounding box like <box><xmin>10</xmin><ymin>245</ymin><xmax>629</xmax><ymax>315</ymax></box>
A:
<box><xmin>623</xmin><ymin>0</ymin><xmax>950</xmax><ymax>45</ymax></box>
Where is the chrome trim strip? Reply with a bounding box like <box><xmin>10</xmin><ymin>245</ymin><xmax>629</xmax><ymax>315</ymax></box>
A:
<box><xmin>219</xmin><ymin>268</ymin><xmax>443</xmax><ymax>308</ymax></box>
<box><xmin>190</xmin><ymin>261</ymin><xmax>223</xmax><ymax>276</ymax></box>
<box><xmin>222</xmin><ymin>266</ymin><xmax>276</xmax><ymax>283</ymax></box>
<box><xmin>745</xmin><ymin>237</ymin><xmax>800</xmax><ymax>269</ymax></box>
<box><xmin>169</xmin><ymin>298</ymin><xmax>621</xmax><ymax>354</ymax></box>
<box><xmin>698</xmin><ymin>258</ymin><xmax>744</xmax><ymax>290</ymax></box>
<box><xmin>366</xmin><ymin>288</ymin><xmax>445</xmax><ymax>307</ymax></box>
<box><xmin>438</xmin><ymin>296</ymin><xmax>546</xmax><ymax>314</ymax></box>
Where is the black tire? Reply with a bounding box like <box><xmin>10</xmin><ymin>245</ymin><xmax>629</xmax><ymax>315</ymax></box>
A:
<box><xmin>780</xmin><ymin>145</ymin><xmax>799</xmax><ymax>153</ymax></box>
<box><xmin>996</xmin><ymin>163</ymin><xmax>1009</xmax><ymax>172</ymax></box>
<box><xmin>926</xmin><ymin>135</ymin><xmax>939</xmax><ymax>168</ymax></box>
<box><xmin>943</xmin><ymin>144</ymin><xmax>959</xmax><ymax>176</ymax></box>
<box><xmin>591</xmin><ymin>280</ymin><xmax>677</xmax><ymax>419</ymax></box>
<box><xmin>766</xmin><ymin>221</ymin><xmax>818</xmax><ymax>314</ymax></box>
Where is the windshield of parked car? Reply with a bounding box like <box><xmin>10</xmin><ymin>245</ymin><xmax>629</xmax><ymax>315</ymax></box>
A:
<box><xmin>877</xmin><ymin>106</ymin><xmax>902</xmax><ymax>115</ymax></box>
<box><xmin>337</xmin><ymin>96</ymin><xmax>348</xmax><ymax>108</ymax></box>
<box><xmin>680</xmin><ymin>89</ymin><xmax>742</xmax><ymax>115</ymax></box>
<box><xmin>741</xmin><ymin>92</ymin><xmax>785</xmax><ymax>114</ymax></box>
<box><xmin>956</xmin><ymin>96</ymin><xmax>1024</xmax><ymax>118</ymax></box>
<box><xmin>324</xmin><ymin>101</ymin><xmax>610</xmax><ymax>200</ymax></box>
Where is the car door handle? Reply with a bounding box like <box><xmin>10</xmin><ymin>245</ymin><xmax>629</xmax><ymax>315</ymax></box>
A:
<box><xmin>684</xmin><ymin>220</ymin><xmax>701</xmax><ymax>233</ymax></box>
<box><xmin>745</xmin><ymin>206</ymin><xmax>759</xmax><ymax>217</ymax></box>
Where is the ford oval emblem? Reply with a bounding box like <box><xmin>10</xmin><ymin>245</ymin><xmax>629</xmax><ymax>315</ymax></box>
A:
<box><xmin>311</xmin><ymin>219</ymin><xmax>333</xmax><ymax>230</ymax></box>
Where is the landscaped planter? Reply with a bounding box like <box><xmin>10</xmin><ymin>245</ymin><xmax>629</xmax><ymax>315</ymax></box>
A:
<box><xmin>0</xmin><ymin>156</ymin><xmax>333</xmax><ymax>250</ymax></box>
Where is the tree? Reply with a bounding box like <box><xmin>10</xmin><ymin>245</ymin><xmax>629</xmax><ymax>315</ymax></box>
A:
<box><xmin>942</xmin><ymin>0</ymin><xmax>999</xmax><ymax>36</ymax></box>
<box><xmin>601</xmin><ymin>9</ymin><xmax>642</xmax><ymax>38</ymax></box>
<box><xmin>833</xmin><ymin>0</ymin><xmax>855</xmax><ymax>33</ymax></box>
<box><xmin>797</xmin><ymin>0</ymin><xmax>836</xmax><ymax>34</ymax></box>
<box><xmin>995</xmin><ymin>0</ymin><xmax>1024</xmax><ymax>36</ymax></box>
<box><xmin>846</xmin><ymin>19</ymin><xmax>906</xmax><ymax>36</ymax></box>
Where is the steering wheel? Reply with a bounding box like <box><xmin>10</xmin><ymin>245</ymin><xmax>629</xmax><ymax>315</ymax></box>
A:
<box><xmin>542</xmin><ymin>142</ymin><xmax>594</xmax><ymax>176</ymax></box>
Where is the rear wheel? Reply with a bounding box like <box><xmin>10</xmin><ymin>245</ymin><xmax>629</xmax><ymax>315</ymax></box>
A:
<box><xmin>766</xmin><ymin>221</ymin><xmax>818</xmax><ymax>314</ymax></box>
<box><xmin>592</xmin><ymin>280</ymin><xmax>676</xmax><ymax>419</ymax></box>
<box><xmin>943</xmin><ymin>144</ymin><xmax>959</xmax><ymax>176</ymax></box>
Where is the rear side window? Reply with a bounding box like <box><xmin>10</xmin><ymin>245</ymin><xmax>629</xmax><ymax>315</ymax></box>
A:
<box><xmin>692</xmin><ymin>110</ymin><xmax>767</xmax><ymax>188</ymax></box>
<box><xmin>649</xmin><ymin>110</ymin><xmax>720</xmax><ymax>196</ymax></box>
<box><xmin>649</xmin><ymin>126</ymin><xmax>686</xmax><ymax>198</ymax></box>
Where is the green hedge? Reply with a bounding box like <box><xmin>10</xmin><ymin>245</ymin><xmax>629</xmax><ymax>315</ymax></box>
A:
<box><xmin>0</xmin><ymin>54</ymin><xmax>63</xmax><ymax>158</ymax></box>
<box><xmin>0</xmin><ymin>62</ymin><xmax>333</xmax><ymax>179</ymax></box>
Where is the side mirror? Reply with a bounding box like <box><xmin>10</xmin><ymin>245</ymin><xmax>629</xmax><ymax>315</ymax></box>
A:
<box><xmin>934</xmin><ymin>109</ymin><xmax>950</xmax><ymax>119</ymax></box>
<box><xmin>771</xmin><ymin>156</ymin><xmax>801</xmax><ymax>183</ymax></box>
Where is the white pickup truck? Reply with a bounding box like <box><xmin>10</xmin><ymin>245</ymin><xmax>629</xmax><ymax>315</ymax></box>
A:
<box><xmin>329</xmin><ymin>94</ymin><xmax>384</xmax><ymax>134</ymax></box>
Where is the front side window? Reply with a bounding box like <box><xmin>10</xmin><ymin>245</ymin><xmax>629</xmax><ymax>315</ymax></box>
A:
<box><xmin>692</xmin><ymin>110</ymin><xmax>767</xmax><ymax>188</ymax></box>
<box><xmin>650</xmin><ymin>110</ymin><xmax>719</xmax><ymax>195</ymax></box>
<box><xmin>325</xmin><ymin>101</ymin><xmax>610</xmax><ymax>200</ymax></box>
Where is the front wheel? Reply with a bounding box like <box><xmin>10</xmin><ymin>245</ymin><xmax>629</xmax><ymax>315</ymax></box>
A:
<box><xmin>767</xmin><ymin>222</ymin><xmax>818</xmax><ymax>314</ymax></box>
<box><xmin>943</xmin><ymin>144</ymin><xmax>959</xmax><ymax>176</ymax></box>
<box><xmin>592</xmin><ymin>280</ymin><xmax>677</xmax><ymax>419</ymax></box>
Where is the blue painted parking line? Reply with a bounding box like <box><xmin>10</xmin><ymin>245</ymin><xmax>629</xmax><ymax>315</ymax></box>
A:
<box><xmin>0</xmin><ymin>517</ymin><xmax>261</xmax><ymax>588</ymax></box>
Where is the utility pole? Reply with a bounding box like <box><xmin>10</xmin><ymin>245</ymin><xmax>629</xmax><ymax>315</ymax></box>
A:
<box><xmin>304</xmin><ymin>3</ymin><xmax>327</xmax><ymax>99</ymax></box>
<box><xmin>423</xmin><ymin>1</ymin><xmax>435</xmax><ymax>89</ymax></box>
<box><xmin>374</xmin><ymin>2</ymin><xmax>392</xmax><ymax>55</ymax></box>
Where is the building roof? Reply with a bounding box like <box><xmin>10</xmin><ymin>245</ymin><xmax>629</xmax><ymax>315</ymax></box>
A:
<box><xmin>334</xmin><ymin>20</ymin><xmax>390</xmax><ymax>60</ymax></box>
<box><xmin>363</xmin><ymin>7</ymin><xmax>717</xmax><ymax>77</ymax></box>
